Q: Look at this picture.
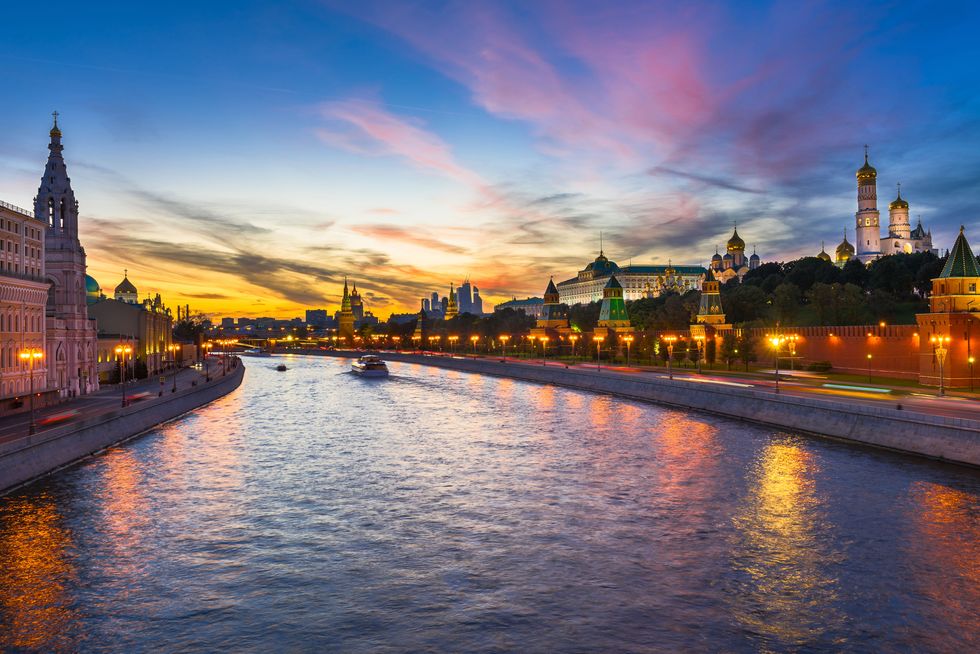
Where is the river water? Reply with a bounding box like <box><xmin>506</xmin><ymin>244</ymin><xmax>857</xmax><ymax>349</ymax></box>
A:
<box><xmin>1</xmin><ymin>355</ymin><xmax>978</xmax><ymax>652</ymax></box>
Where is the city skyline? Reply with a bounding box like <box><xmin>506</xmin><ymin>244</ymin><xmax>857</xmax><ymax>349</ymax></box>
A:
<box><xmin>2</xmin><ymin>1</ymin><xmax>979</xmax><ymax>317</ymax></box>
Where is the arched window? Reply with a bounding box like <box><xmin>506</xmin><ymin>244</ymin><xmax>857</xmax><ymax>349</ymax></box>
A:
<box><xmin>48</xmin><ymin>197</ymin><xmax>56</xmax><ymax>229</ymax></box>
<box><xmin>59</xmin><ymin>198</ymin><xmax>66</xmax><ymax>229</ymax></box>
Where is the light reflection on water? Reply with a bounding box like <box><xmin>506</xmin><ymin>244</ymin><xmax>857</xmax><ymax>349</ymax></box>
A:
<box><xmin>0</xmin><ymin>355</ymin><xmax>978</xmax><ymax>652</ymax></box>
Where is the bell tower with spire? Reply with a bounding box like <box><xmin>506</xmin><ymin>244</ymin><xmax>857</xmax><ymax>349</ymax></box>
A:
<box><xmin>35</xmin><ymin>113</ymin><xmax>99</xmax><ymax>396</ymax></box>
<box><xmin>855</xmin><ymin>145</ymin><xmax>881</xmax><ymax>263</ymax></box>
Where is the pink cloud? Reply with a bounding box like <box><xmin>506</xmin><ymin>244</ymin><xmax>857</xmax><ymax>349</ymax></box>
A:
<box><xmin>317</xmin><ymin>99</ymin><xmax>486</xmax><ymax>188</ymax></box>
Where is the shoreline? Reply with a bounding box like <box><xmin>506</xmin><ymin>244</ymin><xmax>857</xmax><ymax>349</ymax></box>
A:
<box><xmin>0</xmin><ymin>360</ymin><xmax>246</xmax><ymax>495</ymax></box>
<box><xmin>295</xmin><ymin>349</ymin><xmax>980</xmax><ymax>469</ymax></box>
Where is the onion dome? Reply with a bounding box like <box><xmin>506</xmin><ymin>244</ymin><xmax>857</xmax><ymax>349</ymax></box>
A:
<box><xmin>115</xmin><ymin>273</ymin><xmax>137</xmax><ymax>295</ymax></box>
<box><xmin>722</xmin><ymin>252</ymin><xmax>733</xmax><ymax>261</ymax></box>
<box><xmin>817</xmin><ymin>242</ymin><xmax>832</xmax><ymax>262</ymax></box>
<box><xmin>711</xmin><ymin>247</ymin><xmax>722</xmax><ymax>263</ymax></box>
<box><xmin>727</xmin><ymin>226</ymin><xmax>745</xmax><ymax>252</ymax></box>
<box><xmin>50</xmin><ymin>111</ymin><xmax>62</xmax><ymax>138</ymax></box>
<box><xmin>836</xmin><ymin>231</ymin><xmax>855</xmax><ymax>261</ymax></box>
<box><xmin>584</xmin><ymin>250</ymin><xmax>619</xmax><ymax>275</ymax></box>
<box><xmin>85</xmin><ymin>274</ymin><xmax>101</xmax><ymax>305</ymax></box>
<box><xmin>889</xmin><ymin>183</ymin><xmax>908</xmax><ymax>210</ymax></box>
<box><xmin>749</xmin><ymin>246</ymin><xmax>760</xmax><ymax>263</ymax></box>
<box><xmin>856</xmin><ymin>148</ymin><xmax>877</xmax><ymax>182</ymax></box>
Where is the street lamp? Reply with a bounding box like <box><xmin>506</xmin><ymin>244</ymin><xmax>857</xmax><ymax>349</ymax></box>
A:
<box><xmin>114</xmin><ymin>343</ymin><xmax>133</xmax><ymax>407</ymax></box>
<box><xmin>499</xmin><ymin>334</ymin><xmax>510</xmax><ymax>357</ymax></box>
<box><xmin>448</xmin><ymin>335</ymin><xmax>459</xmax><ymax>354</ymax></box>
<box><xmin>931</xmin><ymin>335</ymin><xmax>951</xmax><ymax>396</ymax></box>
<box><xmin>470</xmin><ymin>334</ymin><xmax>479</xmax><ymax>354</ymax></box>
<box><xmin>664</xmin><ymin>335</ymin><xmax>677</xmax><ymax>379</ymax></box>
<box><xmin>18</xmin><ymin>348</ymin><xmax>43</xmax><ymax>435</ymax></box>
<box><xmin>623</xmin><ymin>334</ymin><xmax>634</xmax><ymax>368</ymax></box>
<box><xmin>203</xmin><ymin>342</ymin><xmax>213</xmax><ymax>381</ymax></box>
<box><xmin>540</xmin><ymin>336</ymin><xmax>550</xmax><ymax>365</ymax></box>
<box><xmin>969</xmin><ymin>355</ymin><xmax>975</xmax><ymax>393</ymax></box>
<box><xmin>787</xmin><ymin>335</ymin><xmax>799</xmax><ymax>370</ymax></box>
<box><xmin>693</xmin><ymin>335</ymin><xmax>704</xmax><ymax>374</ymax></box>
<box><xmin>169</xmin><ymin>343</ymin><xmax>182</xmax><ymax>393</ymax></box>
<box><xmin>569</xmin><ymin>334</ymin><xmax>579</xmax><ymax>361</ymax></box>
<box><xmin>528</xmin><ymin>335</ymin><xmax>536</xmax><ymax>361</ymax></box>
<box><xmin>866</xmin><ymin>353</ymin><xmax>873</xmax><ymax>383</ymax></box>
<box><xmin>594</xmin><ymin>334</ymin><xmax>605</xmax><ymax>370</ymax></box>
<box><xmin>767</xmin><ymin>334</ymin><xmax>786</xmax><ymax>394</ymax></box>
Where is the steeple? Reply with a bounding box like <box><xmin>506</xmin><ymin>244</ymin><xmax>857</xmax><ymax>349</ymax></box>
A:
<box><xmin>341</xmin><ymin>276</ymin><xmax>352</xmax><ymax>312</ymax></box>
<box><xmin>36</xmin><ymin>111</ymin><xmax>80</xmax><ymax>241</ymax></box>
<box><xmin>939</xmin><ymin>226</ymin><xmax>980</xmax><ymax>278</ymax></box>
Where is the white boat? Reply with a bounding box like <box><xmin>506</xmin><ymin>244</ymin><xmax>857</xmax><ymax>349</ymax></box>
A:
<box><xmin>351</xmin><ymin>355</ymin><xmax>389</xmax><ymax>377</ymax></box>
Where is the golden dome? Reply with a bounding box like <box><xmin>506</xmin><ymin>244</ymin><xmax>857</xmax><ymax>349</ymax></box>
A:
<box><xmin>836</xmin><ymin>234</ymin><xmax>855</xmax><ymax>260</ymax></box>
<box><xmin>726</xmin><ymin>227</ymin><xmax>745</xmax><ymax>252</ymax></box>
<box><xmin>889</xmin><ymin>184</ymin><xmax>908</xmax><ymax>210</ymax></box>
<box><xmin>856</xmin><ymin>148</ymin><xmax>876</xmax><ymax>181</ymax></box>
<box><xmin>817</xmin><ymin>242</ymin><xmax>832</xmax><ymax>262</ymax></box>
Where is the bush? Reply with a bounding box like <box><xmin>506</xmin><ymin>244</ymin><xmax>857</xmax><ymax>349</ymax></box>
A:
<box><xmin>807</xmin><ymin>361</ymin><xmax>833</xmax><ymax>372</ymax></box>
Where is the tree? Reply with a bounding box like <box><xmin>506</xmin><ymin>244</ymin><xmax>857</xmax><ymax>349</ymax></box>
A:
<box><xmin>840</xmin><ymin>258</ymin><xmax>869</xmax><ymax>287</ymax></box>
<box><xmin>723</xmin><ymin>284</ymin><xmax>768</xmax><ymax>325</ymax></box>
<box><xmin>771</xmin><ymin>282</ymin><xmax>802</xmax><ymax>324</ymax></box>
<box><xmin>737</xmin><ymin>334</ymin><xmax>757</xmax><ymax>371</ymax></box>
<box><xmin>720</xmin><ymin>333</ymin><xmax>737</xmax><ymax>370</ymax></box>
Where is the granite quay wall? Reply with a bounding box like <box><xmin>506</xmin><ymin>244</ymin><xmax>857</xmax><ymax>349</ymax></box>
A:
<box><xmin>322</xmin><ymin>349</ymin><xmax>980</xmax><ymax>468</ymax></box>
<box><xmin>0</xmin><ymin>359</ymin><xmax>245</xmax><ymax>494</ymax></box>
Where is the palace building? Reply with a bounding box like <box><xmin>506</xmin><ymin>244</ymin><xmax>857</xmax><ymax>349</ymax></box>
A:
<box><xmin>556</xmin><ymin>249</ymin><xmax>705</xmax><ymax>306</ymax></box>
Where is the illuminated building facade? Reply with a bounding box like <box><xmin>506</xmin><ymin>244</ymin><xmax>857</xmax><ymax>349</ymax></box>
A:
<box><xmin>338</xmin><ymin>278</ymin><xmax>354</xmax><ymax>340</ymax></box>
<box><xmin>709</xmin><ymin>226</ymin><xmax>761</xmax><ymax>283</ymax></box>
<box><xmin>557</xmin><ymin>250</ymin><xmax>705</xmax><ymax>306</ymax></box>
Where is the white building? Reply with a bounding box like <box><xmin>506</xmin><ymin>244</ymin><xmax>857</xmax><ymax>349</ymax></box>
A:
<box><xmin>556</xmin><ymin>250</ymin><xmax>706</xmax><ymax>306</ymax></box>
<box><xmin>853</xmin><ymin>148</ymin><xmax>936</xmax><ymax>264</ymax></box>
<box><xmin>0</xmin><ymin>201</ymin><xmax>49</xmax><ymax>408</ymax></box>
<box><xmin>36</xmin><ymin>114</ymin><xmax>99</xmax><ymax>398</ymax></box>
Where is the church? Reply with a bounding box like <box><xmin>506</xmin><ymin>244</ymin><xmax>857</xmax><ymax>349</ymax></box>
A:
<box><xmin>834</xmin><ymin>148</ymin><xmax>937</xmax><ymax>264</ymax></box>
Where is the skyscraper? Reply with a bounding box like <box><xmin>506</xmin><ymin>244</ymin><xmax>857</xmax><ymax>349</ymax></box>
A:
<box><xmin>457</xmin><ymin>278</ymin><xmax>473</xmax><ymax>315</ymax></box>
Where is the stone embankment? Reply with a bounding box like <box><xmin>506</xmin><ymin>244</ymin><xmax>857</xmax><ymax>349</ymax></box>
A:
<box><xmin>321</xmin><ymin>350</ymin><xmax>980</xmax><ymax>468</ymax></box>
<box><xmin>0</xmin><ymin>361</ymin><xmax>245</xmax><ymax>494</ymax></box>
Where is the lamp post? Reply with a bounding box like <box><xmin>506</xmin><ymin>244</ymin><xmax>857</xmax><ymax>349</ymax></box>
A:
<box><xmin>767</xmin><ymin>334</ymin><xmax>785</xmax><ymax>394</ymax></box>
<box><xmin>569</xmin><ymin>334</ymin><xmax>579</xmax><ymax>361</ymax></box>
<box><xmin>115</xmin><ymin>343</ymin><xmax>133</xmax><ymax>407</ymax></box>
<box><xmin>528</xmin><ymin>335</ymin><xmax>536</xmax><ymax>361</ymax></box>
<box><xmin>866</xmin><ymin>353</ymin><xmax>873</xmax><ymax>383</ymax></box>
<box><xmin>931</xmin><ymin>335</ymin><xmax>950</xmax><ymax>396</ymax></box>
<box><xmin>499</xmin><ymin>334</ymin><xmax>510</xmax><ymax>357</ymax></box>
<box><xmin>693</xmin><ymin>335</ymin><xmax>704</xmax><ymax>374</ymax></box>
<box><xmin>169</xmin><ymin>343</ymin><xmax>182</xmax><ymax>393</ymax></box>
<box><xmin>470</xmin><ymin>334</ymin><xmax>479</xmax><ymax>355</ymax></box>
<box><xmin>18</xmin><ymin>348</ymin><xmax>43</xmax><ymax>435</ymax></box>
<box><xmin>664</xmin><ymin>335</ymin><xmax>677</xmax><ymax>379</ymax></box>
<box><xmin>540</xmin><ymin>336</ymin><xmax>549</xmax><ymax>365</ymax></box>
<box><xmin>448</xmin><ymin>335</ymin><xmax>458</xmax><ymax>354</ymax></box>
<box><xmin>203</xmin><ymin>342</ymin><xmax>213</xmax><ymax>381</ymax></box>
<box><xmin>787</xmin><ymin>335</ymin><xmax>799</xmax><ymax>370</ymax></box>
<box><xmin>969</xmin><ymin>356</ymin><xmax>975</xmax><ymax>393</ymax></box>
<box><xmin>623</xmin><ymin>334</ymin><xmax>634</xmax><ymax>367</ymax></box>
<box><xmin>594</xmin><ymin>335</ymin><xmax>604</xmax><ymax>370</ymax></box>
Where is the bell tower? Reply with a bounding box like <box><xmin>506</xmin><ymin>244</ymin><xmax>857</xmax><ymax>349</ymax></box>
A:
<box><xmin>855</xmin><ymin>145</ymin><xmax>881</xmax><ymax>263</ymax></box>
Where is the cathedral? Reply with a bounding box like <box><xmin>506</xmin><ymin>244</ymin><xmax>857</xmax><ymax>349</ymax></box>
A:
<box><xmin>36</xmin><ymin>115</ymin><xmax>99</xmax><ymax>397</ymax></box>
<box><xmin>837</xmin><ymin>148</ymin><xmax>937</xmax><ymax>264</ymax></box>
<box><xmin>709</xmin><ymin>225</ymin><xmax>761</xmax><ymax>283</ymax></box>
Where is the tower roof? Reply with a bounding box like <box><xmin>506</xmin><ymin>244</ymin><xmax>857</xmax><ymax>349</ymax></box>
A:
<box><xmin>727</xmin><ymin>226</ymin><xmax>745</xmax><ymax>251</ymax></box>
<box><xmin>544</xmin><ymin>278</ymin><xmax>559</xmax><ymax>295</ymax></box>
<box><xmin>857</xmin><ymin>146</ymin><xmax>877</xmax><ymax>181</ymax></box>
<box><xmin>939</xmin><ymin>226</ymin><xmax>979</xmax><ymax>278</ymax></box>
<box><xmin>50</xmin><ymin>111</ymin><xmax>62</xmax><ymax>138</ymax></box>
<box><xmin>604</xmin><ymin>274</ymin><xmax>622</xmax><ymax>290</ymax></box>
<box><xmin>818</xmin><ymin>242</ymin><xmax>832</xmax><ymax>262</ymax></box>
<box><xmin>115</xmin><ymin>272</ymin><xmax>137</xmax><ymax>294</ymax></box>
<box><xmin>889</xmin><ymin>183</ymin><xmax>908</xmax><ymax>210</ymax></box>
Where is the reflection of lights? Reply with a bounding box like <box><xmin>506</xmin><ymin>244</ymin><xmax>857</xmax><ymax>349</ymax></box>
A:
<box><xmin>0</xmin><ymin>496</ymin><xmax>79</xmax><ymax>651</ymax></box>
<box><xmin>730</xmin><ymin>442</ymin><xmax>841</xmax><ymax>644</ymax></box>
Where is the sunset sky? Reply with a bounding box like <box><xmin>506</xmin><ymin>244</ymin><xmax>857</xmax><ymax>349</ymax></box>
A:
<box><xmin>1</xmin><ymin>1</ymin><xmax>978</xmax><ymax>318</ymax></box>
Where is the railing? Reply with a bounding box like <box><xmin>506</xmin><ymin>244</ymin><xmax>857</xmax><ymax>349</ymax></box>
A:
<box><xmin>0</xmin><ymin>200</ymin><xmax>35</xmax><ymax>218</ymax></box>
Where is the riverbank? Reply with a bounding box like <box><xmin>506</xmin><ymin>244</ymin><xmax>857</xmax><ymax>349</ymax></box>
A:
<box><xmin>0</xmin><ymin>359</ymin><xmax>245</xmax><ymax>494</ymax></box>
<box><xmin>303</xmin><ymin>349</ymin><xmax>980</xmax><ymax>468</ymax></box>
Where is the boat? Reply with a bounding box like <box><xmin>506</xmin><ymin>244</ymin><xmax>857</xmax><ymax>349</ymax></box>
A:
<box><xmin>351</xmin><ymin>355</ymin><xmax>389</xmax><ymax>377</ymax></box>
<box><xmin>241</xmin><ymin>348</ymin><xmax>272</xmax><ymax>357</ymax></box>
<box><xmin>276</xmin><ymin>364</ymin><xmax>288</xmax><ymax>371</ymax></box>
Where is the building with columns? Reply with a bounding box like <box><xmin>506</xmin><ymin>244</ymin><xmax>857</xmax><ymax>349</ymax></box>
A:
<box><xmin>850</xmin><ymin>148</ymin><xmax>937</xmax><ymax>264</ymax></box>
<box><xmin>35</xmin><ymin>115</ymin><xmax>99</xmax><ymax>398</ymax></box>
<box><xmin>0</xmin><ymin>201</ymin><xmax>50</xmax><ymax>411</ymax></box>
<box><xmin>557</xmin><ymin>249</ymin><xmax>705</xmax><ymax>305</ymax></box>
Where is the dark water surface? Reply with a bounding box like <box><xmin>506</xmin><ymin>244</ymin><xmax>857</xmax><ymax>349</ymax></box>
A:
<box><xmin>1</xmin><ymin>355</ymin><xmax>978</xmax><ymax>652</ymax></box>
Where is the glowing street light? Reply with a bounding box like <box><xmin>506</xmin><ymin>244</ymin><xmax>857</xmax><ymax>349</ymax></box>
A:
<box><xmin>930</xmin><ymin>335</ymin><xmax>951</xmax><ymax>396</ymax></box>
<box><xmin>18</xmin><ymin>348</ymin><xmax>43</xmax><ymax>435</ymax></box>
<box><xmin>470</xmin><ymin>334</ymin><xmax>480</xmax><ymax>354</ymax></box>
<box><xmin>692</xmin><ymin>335</ymin><xmax>704</xmax><ymax>374</ymax></box>
<box><xmin>114</xmin><ymin>343</ymin><xmax>134</xmax><ymax>407</ymax></box>
<box><xmin>499</xmin><ymin>334</ymin><xmax>510</xmax><ymax>357</ymax></box>
<box><xmin>448</xmin><ymin>335</ymin><xmax>459</xmax><ymax>354</ymax></box>
<box><xmin>767</xmin><ymin>334</ymin><xmax>786</xmax><ymax>394</ymax></box>
<box><xmin>623</xmin><ymin>334</ymin><xmax>634</xmax><ymax>368</ymax></box>
<box><xmin>569</xmin><ymin>334</ymin><xmax>579</xmax><ymax>360</ymax></box>
<box><xmin>594</xmin><ymin>334</ymin><xmax>605</xmax><ymax>370</ymax></box>
<box><xmin>540</xmin><ymin>336</ymin><xmax>550</xmax><ymax>366</ymax></box>
<box><xmin>168</xmin><ymin>343</ymin><xmax>182</xmax><ymax>394</ymax></box>
<box><xmin>969</xmin><ymin>355</ymin><xmax>975</xmax><ymax>393</ymax></box>
<box><xmin>664</xmin><ymin>335</ymin><xmax>677</xmax><ymax>379</ymax></box>
<box><xmin>866</xmin><ymin>352</ymin><xmax>873</xmax><ymax>383</ymax></box>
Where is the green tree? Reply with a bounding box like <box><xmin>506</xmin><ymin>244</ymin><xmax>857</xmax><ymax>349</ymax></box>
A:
<box><xmin>737</xmin><ymin>334</ymin><xmax>757</xmax><ymax>371</ymax></box>
<box><xmin>720</xmin><ymin>333</ymin><xmax>737</xmax><ymax>370</ymax></box>
<box><xmin>771</xmin><ymin>282</ymin><xmax>802</xmax><ymax>324</ymax></box>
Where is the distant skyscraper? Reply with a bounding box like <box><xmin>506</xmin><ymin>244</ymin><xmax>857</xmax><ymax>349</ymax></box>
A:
<box><xmin>431</xmin><ymin>292</ymin><xmax>439</xmax><ymax>311</ymax></box>
<box><xmin>457</xmin><ymin>278</ymin><xmax>473</xmax><ymax>315</ymax></box>
<box><xmin>350</xmin><ymin>282</ymin><xmax>364</xmax><ymax>321</ymax></box>
<box><xmin>422</xmin><ymin>298</ymin><xmax>430</xmax><ymax>312</ymax></box>
<box><xmin>472</xmin><ymin>286</ymin><xmax>483</xmax><ymax>315</ymax></box>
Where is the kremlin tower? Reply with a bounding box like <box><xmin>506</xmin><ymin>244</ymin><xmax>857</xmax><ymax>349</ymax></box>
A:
<box><xmin>855</xmin><ymin>147</ymin><xmax>882</xmax><ymax>263</ymax></box>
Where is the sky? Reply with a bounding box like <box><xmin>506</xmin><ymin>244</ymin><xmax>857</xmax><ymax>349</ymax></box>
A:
<box><xmin>1</xmin><ymin>0</ymin><xmax>979</xmax><ymax>319</ymax></box>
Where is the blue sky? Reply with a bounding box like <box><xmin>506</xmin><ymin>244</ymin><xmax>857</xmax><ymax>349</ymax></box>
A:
<box><xmin>1</xmin><ymin>0</ymin><xmax>978</xmax><ymax>317</ymax></box>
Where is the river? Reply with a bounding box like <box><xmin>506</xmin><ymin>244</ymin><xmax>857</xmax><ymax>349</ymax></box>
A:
<box><xmin>1</xmin><ymin>354</ymin><xmax>978</xmax><ymax>652</ymax></box>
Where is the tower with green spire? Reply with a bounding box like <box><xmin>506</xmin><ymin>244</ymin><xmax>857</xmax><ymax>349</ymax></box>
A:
<box><xmin>338</xmin><ymin>277</ymin><xmax>355</xmax><ymax>341</ymax></box>
<box><xmin>597</xmin><ymin>275</ymin><xmax>631</xmax><ymax>328</ymax></box>
<box><xmin>444</xmin><ymin>283</ymin><xmax>458</xmax><ymax>320</ymax></box>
